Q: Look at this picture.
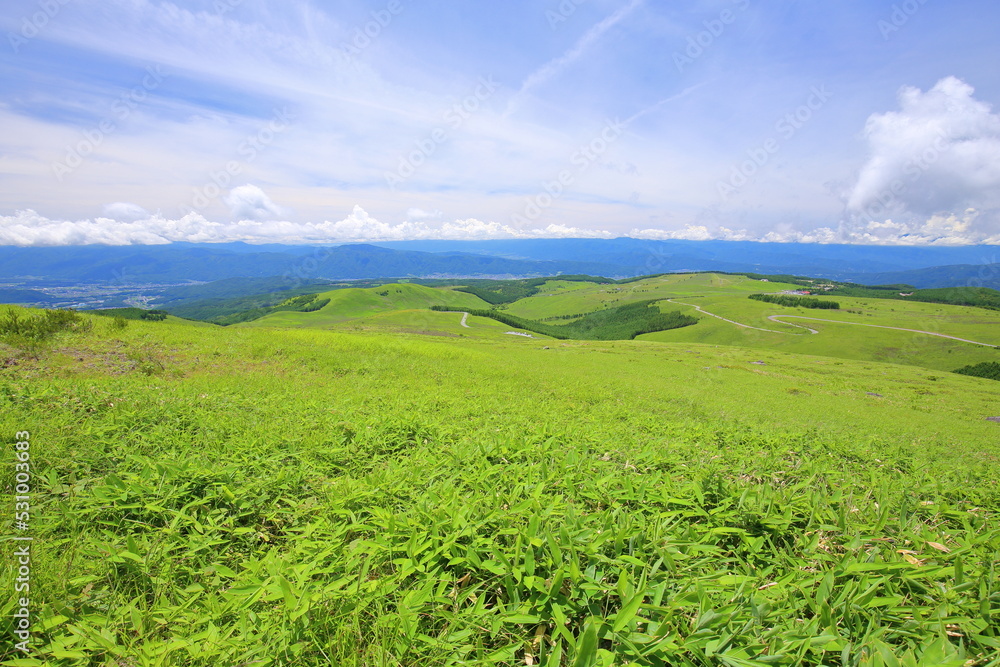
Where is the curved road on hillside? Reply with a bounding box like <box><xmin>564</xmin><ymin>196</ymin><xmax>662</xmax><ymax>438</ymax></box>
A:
<box><xmin>667</xmin><ymin>299</ymin><xmax>998</xmax><ymax>348</ymax></box>
<box><xmin>769</xmin><ymin>315</ymin><xmax>998</xmax><ymax>348</ymax></box>
<box><xmin>438</xmin><ymin>311</ymin><xmax>471</xmax><ymax>328</ymax></box>
<box><xmin>666</xmin><ymin>299</ymin><xmax>801</xmax><ymax>335</ymax></box>
<box><xmin>767</xmin><ymin>316</ymin><xmax>818</xmax><ymax>334</ymax></box>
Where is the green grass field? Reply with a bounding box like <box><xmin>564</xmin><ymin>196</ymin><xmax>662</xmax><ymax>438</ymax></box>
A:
<box><xmin>2</xmin><ymin>276</ymin><xmax>999</xmax><ymax>666</ymax></box>
<box><xmin>249</xmin><ymin>275</ymin><xmax>1000</xmax><ymax>373</ymax></box>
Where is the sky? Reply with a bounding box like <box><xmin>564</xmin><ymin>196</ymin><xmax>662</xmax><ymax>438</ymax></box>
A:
<box><xmin>1</xmin><ymin>0</ymin><xmax>1000</xmax><ymax>246</ymax></box>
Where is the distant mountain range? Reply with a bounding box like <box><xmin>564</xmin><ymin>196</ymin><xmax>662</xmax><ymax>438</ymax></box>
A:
<box><xmin>0</xmin><ymin>240</ymin><xmax>998</xmax><ymax>308</ymax></box>
<box><xmin>374</xmin><ymin>239</ymin><xmax>1000</xmax><ymax>284</ymax></box>
<box><xmin>0</xmin><ymin>242</ymin><xmax>609</xmax><ymax>284</ymax></box>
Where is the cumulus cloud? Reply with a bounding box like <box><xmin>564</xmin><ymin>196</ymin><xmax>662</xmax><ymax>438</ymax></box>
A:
<box><xmin>102</xmin><ymin>202</ymin><xmax>151</xmax><ymax>222</ymax></box>
<box><xmin>0</xmin><ymin>203</ymin><xmax>612</xmax><ymax>246</ymax></box>
<box><xmin>2</xmin><ymin>179</ymin><xmax>996</xmax><ymax>246</ymax></box>
<box><xmin>844</xmin><ymin>76</ymin><xmax>1000</xmax><ymax>244</ymax></box>
<box><xmin>224</xmin><ymin>185</ymin><xmax>286</xmax><ymax>221</ymax></box>
<box><xmin>629</xmin><ymin>225</ymin><xmax>761</xmax><ymax>242</ymax></box>
<box><xmin>630</xmin><ymin>225</ymin><xmax>713</xmax><ymax>241</ymax></box>
<box><xmin>760</xmin><ymin>227</ymin><xmax>839</xmax><ymax>244</ymax></box>
<box><xmin>8</xmin><ymin>202</ymin><xmax>975</xmax><ymax>247</ymax></box>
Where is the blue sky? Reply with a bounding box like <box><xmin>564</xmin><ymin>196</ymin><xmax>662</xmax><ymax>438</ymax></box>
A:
<box><xmin>1</xmin><ymin>0</ymin><xmax>999</xmax><ymax>245</ymax></box>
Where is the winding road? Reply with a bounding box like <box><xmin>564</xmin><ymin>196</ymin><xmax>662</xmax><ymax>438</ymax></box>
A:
<box><xmin>666</xmin><ymin>299</ymin><xmax>797</xmax><ymax>335</ymax></box>
<box><xmin>667</xmin><ymin>299</ymin><xmax>998</xmax><ymax>348</ymax></box>
<box><xmin>438</xmin><ymin>311</ymin><xmax>471</xmax><ymax>328</ymax></box>
<box><xmin>768</xmin><ymin>315</ymin><xmax>998</xmax><ymax>348</ymax></box>
<box><xmin>767</xmin><ymin>316</ymin><xmax>818</xmax><ymax>334</ymax></box>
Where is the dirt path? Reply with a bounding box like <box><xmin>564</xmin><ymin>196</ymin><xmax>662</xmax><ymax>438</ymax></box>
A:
<box><xmin>437</xmin><ymin>310</ymin><xmax>471</xmax><ymax>328</ymax></box>
<box><xmin>769</xmin><ymin>315</ymin><xmax>998</xmax><ymax>348</ymax></box>
<box><xmin>766</xmin><ymin>315</ymin><xmax>818</xmax><ymax>334</ymax></box>
<box><xmin>669</xmin><ymin>299</ymin><xmax>998</xmax><ymax>348</ymax></box>
<box><xmin>666</xmin><ymin>299</ymin><xmax>801</xmax><ymax>335</ymax></box>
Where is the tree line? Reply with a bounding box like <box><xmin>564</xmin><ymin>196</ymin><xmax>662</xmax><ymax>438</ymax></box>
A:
<box><xmin>433</xmin><ymin>300</ymin><xmax>697</xmax><ymax>340</ymax></box>
<box><xmin>749</xmin><ymin>294</ymin><xmax>840</xmax><ymax>309</ymax></box>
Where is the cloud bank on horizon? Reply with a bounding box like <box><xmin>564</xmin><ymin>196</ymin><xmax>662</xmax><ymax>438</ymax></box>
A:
<box><xmin>1</xmin><ymin>0</ymin><xmax>999</xmax><ymax>246</ymax></box>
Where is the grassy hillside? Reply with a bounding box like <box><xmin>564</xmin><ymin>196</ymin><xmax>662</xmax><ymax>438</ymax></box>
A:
<box><xmin>502</xmin><ymin>273</ymin><xmax>801</xmax><ymax>321</ymax></box>
<box><xmin>208</xmin><ymin>273</ymin><xmax>1000</xmax><ymax>372</ymax></box>
<box><xmin>1</xmin><ymin>310</ymin><xmax>999</xmax><ymax>665</ymax></box>
<box><xmin>241</xmin><ymin>283</ymin><xmax>491</xmax><ymax>329</ymax></box>
<box><xmin>642</xmin><ymin>292</ymin><xmax>1000</xmax><ymax>371</ymax></box>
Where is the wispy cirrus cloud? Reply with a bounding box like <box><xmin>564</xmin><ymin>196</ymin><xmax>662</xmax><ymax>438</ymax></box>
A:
<box><xmin>505</xmin><ymin>0</ymin><xmax>644</xmax><ymax>116</ymax></box>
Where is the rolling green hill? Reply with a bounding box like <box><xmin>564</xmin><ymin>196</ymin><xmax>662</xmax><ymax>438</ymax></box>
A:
<box><xmin>3</xmin><ymin>276</ymin><xmax>1000</xmax><ymax>666</ymax></box>
<box><xmin>225</xmin><ymin>272</ymin><xmax>999</xmax><ymax>372</ymax></box>
<box><xmin>1</xmin><ymin>307</ymin><xmax>999</xmax><ymax>665</ymax></box>
<box><xmin>240</xmin><ymin>283</ymin><xmax>491</xmax><ymax>328</ymax></box>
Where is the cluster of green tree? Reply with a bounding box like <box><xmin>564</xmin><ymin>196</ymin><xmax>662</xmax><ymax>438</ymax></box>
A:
<box><xmin>539</xmin><ymin>312</ymin><xmax>592</xmax><ymax>322</ymax></box>
<box><xmin>92</xmin><ymin>308</ymin><xmax>168</xmax><ymax>321</ymax></box>
<box><xmin>899</xmin><ymin>287</ymin><xmax>1000</xmax><ymax>310</ymax></box>
<box><xmin>620</xmin><ymin>271</ymin><xmax>819</xmax><ymax>287</ymax></box>
<box><xmin>823</xmin><ymin>285</ymin><xmax>1000</xmax><ymax>311</ymax></box>
<box><xmin>455</xmin><ymin>275</ymin><xmax>610</xmax><ymax>305</ymax></box>
<box><xmin>953</xmin><ymin>361</ymin><xmax>1000</xmax><ymax>381</ymax></box>
<box><xmin>748</xmin><ymin>294</ymin><xmax>840</xmax><ymax>309</ymax></box>
<box><xmin>212</xmin><ymin>293</ymin><xmax>331</xmax><ymax>326</ymax></box>
<box><xmin>433</xmin><ymin>299</ymin><xmax>696</xmax><ymax>340</ymax></box>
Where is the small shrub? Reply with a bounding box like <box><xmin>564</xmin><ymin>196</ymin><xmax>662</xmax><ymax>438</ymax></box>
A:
<box><xmin>0</xmin><ymin>307</ymin><xmax>88</xmax><ymax>357</ymax></box>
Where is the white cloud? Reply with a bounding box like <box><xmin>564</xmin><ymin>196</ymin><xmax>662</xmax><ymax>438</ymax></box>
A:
<box><xmin>1</xmin><ymin>183</ymin><xmax>996</xmax><ymax>247</ymax></box>
<box><xmin>629</xmin><ymin>225</ymin><xmax>763</xmax><ymax>242</ymax></box>
<box><xmin>630</xmin><ymin>225</ymin><xmax>712</xmax><ymax>241</ymax></box>
<box><xmin>224</xmin><ymin>184</ymin><xmax>286</xmax><ymax>221</ymax></box>
<box><xmin>844</xmin><ymin>76</ymin><xmax>1000</xmax><ymax>244</ymax></box>
<box><xmin>760</xmin><ymin>227</ymin><xmax>839</xmax><ymax>244</ymax></box>
<box><xmin>0</xmin><ymin>201</ymin><xmax>621</xmax><ymax>246</ymax></box>
<box><xmin>102</xmin><ymin>202</ymin><xmax>151</xmax><ymax>222</ymax></box>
